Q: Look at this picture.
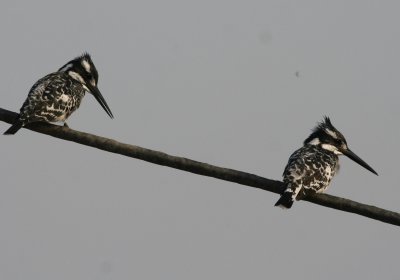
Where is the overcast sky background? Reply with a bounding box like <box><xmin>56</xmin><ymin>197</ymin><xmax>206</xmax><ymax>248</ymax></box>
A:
<box><xmin>0</xmin><ymin>1</ymin><xmax>398</xmax><ymax>279</ymax></box>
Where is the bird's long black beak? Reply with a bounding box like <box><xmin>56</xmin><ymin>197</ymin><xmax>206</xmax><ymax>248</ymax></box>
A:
<box><xmin>342</xmin><ymin>148</ymin><xmax>378</xmax><ymax>175</ymax></box>
<box><xmin>87</xmin><ymin>84</ymin><xmax>114</xmax><ymax>119</ymax></box>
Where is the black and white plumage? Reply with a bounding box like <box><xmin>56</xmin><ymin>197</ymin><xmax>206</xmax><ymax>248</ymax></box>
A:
<box><xmin>4</xmin><ymin>53</ymin><xmax>113</xmax><ymax>135</ymax></box>
<box><xmin>275</xmin><ymin>117</ymin><xmax>378</xmax><ymax>209</ymax></box>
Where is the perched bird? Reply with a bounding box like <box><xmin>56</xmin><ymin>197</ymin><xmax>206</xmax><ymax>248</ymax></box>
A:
<box><xmin>4</xmin><ymin>53</ymin><xmax>113</xmax><ymax>135</ymax></box>
<box><xmin>275</xmin><ymin>117</ymin><xmax>377</xmax><ymax>209</ymax></box>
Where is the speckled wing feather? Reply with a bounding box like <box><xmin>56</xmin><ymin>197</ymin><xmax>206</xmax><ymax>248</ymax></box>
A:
<box><xmin>19</xmin><ymin>72</ymin><xmax>86</xmax><ymax>125</ymax></box>
<box><xmin>275</xmin><ymin>145</ymin><xmax>339</xmax><ymax>208</ymax></box>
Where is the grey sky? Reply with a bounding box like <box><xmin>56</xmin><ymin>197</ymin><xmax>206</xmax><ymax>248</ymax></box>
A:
<box><xmin>0</xmin><ymin>0</ymin><xmax>398</xmax><ymax>279</ymax></box>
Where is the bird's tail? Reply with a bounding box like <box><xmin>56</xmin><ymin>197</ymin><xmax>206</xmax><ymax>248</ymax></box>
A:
<box><xmin>275</xmin><ymin>184</ymin><xmax>302</xmax><ymax>209</ymax></box>
<box><xmin>4</xmin><ymin>119</ymin><xmax>23</xmax><ymax>135</ymax></box>
<box><xmin>275</xmin><ymin>191</ymin><xmax>295</xmax><ymax>209</ymax></box>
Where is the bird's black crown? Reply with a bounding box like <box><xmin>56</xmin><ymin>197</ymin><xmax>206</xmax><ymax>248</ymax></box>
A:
<box><xmin>304</xmin><ymin>116</ymin><xmax>347</xmax><ymax>149</ymax></box>
<box><xmin>58</xmin><ymin>52</ymin><xmax>99</xmax><ymax>87</ymax></box>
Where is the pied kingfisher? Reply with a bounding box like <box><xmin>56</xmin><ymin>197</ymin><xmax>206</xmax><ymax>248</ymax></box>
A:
<box><xmin>275</xmin><ymin>117</ymin><xmax>377</xmax><ymax>209</ymax></box>
<box><xmin>4</xmin><ymin>53</ymin><xmax>113</xmax><ymax>135</ymax></box>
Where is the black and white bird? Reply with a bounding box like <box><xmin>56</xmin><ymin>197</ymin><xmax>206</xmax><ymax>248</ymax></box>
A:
<box><xmin>4</xmin><ymin>53</ymin><xmax>113</xmax><ymax>135</ymax></box>
<box><xmin>275</xmin><ymin>117</ymin><xmax>377</xmax><ymax>209</ymax></box>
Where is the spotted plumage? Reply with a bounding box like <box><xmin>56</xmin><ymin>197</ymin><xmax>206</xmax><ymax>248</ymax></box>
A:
<box><xmin>4</xmin><ymin>53</ymin><xmax>113</xmax><ymax>135</ymax></box>
<box><xmin>275</xmin><ymin>117</ymin><xmax>377</xmax><ymax>209</ymax></box>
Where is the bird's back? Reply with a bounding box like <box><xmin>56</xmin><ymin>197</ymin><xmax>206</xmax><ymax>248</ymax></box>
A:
<box><xmin>283</xmin><ymin>144</ymin><xmax>339</xmax><ymax>198</ymax></box>
<box><xmin>19</xmin><ymin>72</ymin><xmax>86</xmax><ymax>124</ymax></box>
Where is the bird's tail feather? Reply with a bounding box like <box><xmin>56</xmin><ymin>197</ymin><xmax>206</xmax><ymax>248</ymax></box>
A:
<box><xmin>4</xmin><ymin>119</ymin><xmax>23</xmax><ymax>135</ymax></box>
<box><xmin>275</xmin><ymin>191</ymin><xmax>295</xmax><ymax>209</ymax></box>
